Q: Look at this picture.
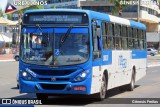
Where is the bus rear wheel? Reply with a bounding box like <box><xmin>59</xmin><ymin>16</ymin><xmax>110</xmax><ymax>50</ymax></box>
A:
<box><xmin>127</xmin><ymin>70</ymin><xmax>135</xmax><ymax>91</ymax></box>
<box><xmin>36</xmin><ymin>93</ymin><xmax>48</xmax><ymax>103</ymax></box>
<box><xmin>94</xmin><ymin>74</ymin><xmax>107</xmax><ymax>100</ymax></box>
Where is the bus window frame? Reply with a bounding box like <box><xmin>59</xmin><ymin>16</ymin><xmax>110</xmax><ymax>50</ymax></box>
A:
<box><xmin>92</xmin><ymin>20</ymin><xmax>102</xmax><ymax>60</ymax></box>
<box><xmin>128</xmin><ymin>27</ymin><xmax>134</xmax><ymax>49</ymax></box>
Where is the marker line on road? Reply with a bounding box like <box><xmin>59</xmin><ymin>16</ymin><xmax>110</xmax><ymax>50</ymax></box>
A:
<box><xmin>0</xmin><ymin>60</ymin><xmax>15</xmax><ymax>62</ymax></box>
<box><xmin>148</xmin><ymin>64</ymin><xmax>160</xmax><ymax>68</ymax></box>
<box><xmin>151</xmin><ymin>70</ymin><xmax>158</xmax><ymax>73</ymax></box>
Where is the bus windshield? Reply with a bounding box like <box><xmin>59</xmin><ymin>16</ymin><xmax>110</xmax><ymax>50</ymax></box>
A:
<box><xmin>21</xmin><ymin>27</ymin><xmax>89</xmax><ymax>66</ymax></box>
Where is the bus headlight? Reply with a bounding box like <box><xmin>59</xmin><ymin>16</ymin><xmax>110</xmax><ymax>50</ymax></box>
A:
<box><xmin>21</xmin><ymin>68</ymin><xmax>36</xmax><ymax>81</ymax></box>
<box><xmin>73</xmin><ymin>70</ymin><xmax>90</xmax><ymax>82</ymax></box>
<box><xmin>22</xmin><ymin>72</ymin><xmax>27</xmax><ymax>77</ymax></box>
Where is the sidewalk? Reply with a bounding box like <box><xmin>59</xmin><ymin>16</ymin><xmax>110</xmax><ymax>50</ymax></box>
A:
<box><xmin>0</xmin><ymin>54</ymin><xmax>14</xmax><ymax>62</ymax></box>
<box><xmin>147</xmin><ymin>62</ymin><xmax>160</xmax><ymax>67</ymax></box>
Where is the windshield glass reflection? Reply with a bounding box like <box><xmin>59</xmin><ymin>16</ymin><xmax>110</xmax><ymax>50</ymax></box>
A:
<box><xmin>21</xmin><ymin>28</ymin><xmax>89</xmax><ymax>66</ymax></box>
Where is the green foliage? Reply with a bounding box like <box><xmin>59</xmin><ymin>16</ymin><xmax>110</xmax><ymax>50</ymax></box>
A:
<box><xmin>7</xmin><ymin>14</ymin><xmax>12</xmax><ymax>20</ymax></box>
<box><xmin>21</xmin><ymin>5</ymin><xmax>44</xmax><ymax>13</ymax></box>
<box><xmin>109</xmin><ymin>0</ymin><xmax>130</xmax><ymax>16</ymax></box>
<box><xmin>51</xmin><ymin>6</ymin><xmax>57</xmax><ymax>9</ymax></box>
<box><xmin>0</xmin><ymin>9</ymin><xmax>4</xmax><ymax>17</ymax></box>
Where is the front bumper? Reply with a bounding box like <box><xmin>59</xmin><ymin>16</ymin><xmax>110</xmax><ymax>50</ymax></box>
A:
<box><xmin>19</xmin><ymin>77</ymin><xmax>91</xmax><ymax>95</ymax></box>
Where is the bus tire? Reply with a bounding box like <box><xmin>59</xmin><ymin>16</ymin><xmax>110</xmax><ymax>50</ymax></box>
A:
<box><xmin>94</xmin><ymin>74</ymin><xmax>107</xmax><ymax>100</ymax></box>
<box><xmin>15</xmin><ymin>56</ymin><xmax>19</xmax><ymax>61</ymax></box>
<box><xmin>150</xmin><ymin>53</ymin><xmax>155</xmax><ymax>56</ymax></box>
<box><xmin>126</xmin><ymin>69</ymin><xmax>135</xmax><ymax>91</ymax></box>
<box><xmin>36</xmin><ymin>93</ymin><xmax>48</xmax><ymax>103</ymax></box>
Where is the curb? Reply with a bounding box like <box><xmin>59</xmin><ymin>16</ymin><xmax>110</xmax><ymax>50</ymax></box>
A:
<box><xmin>0</xmin><ymin>60</ymin><xmax>15</xmax><ymax>62</ymax></box>
<box><xmin>147</xmin><ymin>64</ymin><xmax>160</xmax><ymax>68</ymax></box>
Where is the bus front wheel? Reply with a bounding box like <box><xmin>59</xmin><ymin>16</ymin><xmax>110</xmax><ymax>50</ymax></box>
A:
<box><xmin>94</xmin><ymin>74</ymin><xmax>107</xmax><ymax>100</ymax></box>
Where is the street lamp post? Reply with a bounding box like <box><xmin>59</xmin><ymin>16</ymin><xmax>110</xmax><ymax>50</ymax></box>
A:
<box><xmin>159</xmin><ymin>32</ymin><xmax>160</xmax><ymax>53</ymax></box>
<box><xmin>137</xmin><ymin>0</ymin><xmax>140</xmax><ymax>22</ymax></box>
<box><xmin>16</xmin><ymin>11</ymin><xmax>22</xmax><ymax>53</ymax></box>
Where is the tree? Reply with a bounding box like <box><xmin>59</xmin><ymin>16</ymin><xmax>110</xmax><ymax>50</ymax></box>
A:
<box><xmin>6</xmin><ymin>5</ymin><xmax>44</xmax><ymax>52</ymax></box>
<box><xmin>0</xmin><ymin>9</ymin><xmax>4</xmax><ymax>17</ymax></box>
<box><xmin>20</xmin><ymin>5</ymin><xmax>44</xmax><ymax>13</ymax></box>
<box><xmin>51</xmin><ymin>6</ymin><xmax>57</xmax><ymax>9</ymax></box>
<box><xmin>109</xmin><ymin>0</ymin><xmax>130</xmax><ymax>17</ymax></box>
<box><xmin>157</xmin><ymin>0</ymin><xmax>160</xmax><ymax>10</ymax></box>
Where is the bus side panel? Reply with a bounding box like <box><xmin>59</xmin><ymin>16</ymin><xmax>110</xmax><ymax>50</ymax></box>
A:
<box><xmin>131</xmin><ymin>50</ymin><xmax>147</xmax><ymax>82</ymax></box>
<box><xmin>90</xmin><ymin>66</ymin><xmax>103</xmax><ymax>94</ymax></box>
<box><xmin>113</xmin><ymin>50</ymin><xmax>133</xmax><ymax>87</ymax></box>
<box><xmin>90</xmin><ymin>50</ymin><xmax>113</xmax><ymax>94</ymax></box>
<box><xmin>90</xmin><ymin>65</ymin><xmax>115</xmax><ymax>94</ymax></box>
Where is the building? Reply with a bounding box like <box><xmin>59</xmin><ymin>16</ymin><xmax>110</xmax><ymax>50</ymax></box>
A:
<box><xmin>78</xmin><ymin>0</ymin><xmax>160</xmax><ymax>49</ymax></box>
<box><xmin>44</xmin><ymin>0</ymin><xmax>78</xmax><ymax>9</ymax></box>
<box><xmin>11</xmin><ymin>0</ymin><xmax>78</xmax><ymax>20</ymax></box>
<box><xmin>0</xmin><ymin>17</ymin><xmax>18</xmax><ymax>54</ymax></box>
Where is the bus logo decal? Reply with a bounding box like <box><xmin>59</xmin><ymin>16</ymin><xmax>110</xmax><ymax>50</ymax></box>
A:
<box><xmin>103</xmin><ymin>55</ymin><xmax>108</xmax><ymax>61</ymax></box>
<box><xmin>54</xmin><ymin>49</ymin><xmax>60</xmax><ymax>56</ymax></box>
<box><xmin>118</xmin><ymin>55</ymin><xmax>127</xmax><ymax>68</ymax></box>
<box><xmin>51</xmin><ymin>77</ymin><xmax>56</xmax><ymax>81</ymax></box>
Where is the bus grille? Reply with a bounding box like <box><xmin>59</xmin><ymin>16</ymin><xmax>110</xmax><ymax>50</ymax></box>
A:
<box><xmin>31</xmin><ymin>69</ymin><xmax>75</xmax><ymax>76</ymax></box>
<box><xmin>40</xmin><ymin>84</ymin><xmax>66</xmax><ymax>90</ymax></box>
<box><xmin>38</xmin><ymin>78</ymin><xmax>70</xmax><ymax>81</ymax></box>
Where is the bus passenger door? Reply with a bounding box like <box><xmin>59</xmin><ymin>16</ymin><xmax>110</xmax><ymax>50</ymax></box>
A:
<box><xmin>91</xmin><ymin>21</ymin><xmax>103</xmax><ymax>93</ymax></box>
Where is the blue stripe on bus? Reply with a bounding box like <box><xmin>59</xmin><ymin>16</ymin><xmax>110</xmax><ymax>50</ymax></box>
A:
<box><xmin>54</xmin><ymin>28</ymin><xmax>88</xmax><ymax>33</ymax></box>
<box><xmin>102</xmin><ymin>50</ymin><xmax>112</xmax><ymax>65</ymax></box>
<box><xmin>130</xmin><ymin>20</ymin><xmax>146</xmax><ymax>30</ymax></box>
<box><xmin>25</xmin><ymin>28</ymin><xmax>53</xmax><ymax>33</ymax></box>
<box><xmin>92</xmin><ymin>50</ymin><xmax>112</xmax><ymax>66</ymax></box>
<box><xmin>132</xmin><ymin>50</ymin><xmax>147</xmax><ymax>59</ymax></box>
<box><xmin>25</xmin><ymin>28</ymin><xmax>88</xmax><ymax>33</ymax></box>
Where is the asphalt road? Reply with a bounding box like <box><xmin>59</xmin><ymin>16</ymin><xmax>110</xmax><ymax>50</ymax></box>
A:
<box><xmin>0</xmin><ymin>58</ymin><xmax>160</xmax><ymax>107</ymax></box>
<box><xmin>147</xmin><ymin>55</ymin><xmax>160</xmax><ymax>65</ymax></box>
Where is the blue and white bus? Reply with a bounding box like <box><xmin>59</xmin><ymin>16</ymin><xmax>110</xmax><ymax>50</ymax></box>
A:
<box><xmin>19</xmin><ymin>9</ymin><xmax>147</xmax><ymax>100</ymax></box>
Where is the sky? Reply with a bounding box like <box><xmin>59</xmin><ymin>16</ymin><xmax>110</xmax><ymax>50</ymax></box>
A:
<box><xmin>0</xmin><ymin>0</ymin><xmax>158</xmax><ymax>12</ymax></box>
<box><xmin>0</xmin><ymin>0</ymin><xmax>8</xmax><ymax>11</ymax></box>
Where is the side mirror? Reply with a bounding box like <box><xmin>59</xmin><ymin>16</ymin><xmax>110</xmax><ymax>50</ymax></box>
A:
<box><xmin>12</xmin><ymin>32</ymin><xmax>17</xmax><ymax>45</ymax></box>
<box><xmin>97</xmin><ymin>36</ymin><xmax>102</xmax><ymax>50</ymax></box>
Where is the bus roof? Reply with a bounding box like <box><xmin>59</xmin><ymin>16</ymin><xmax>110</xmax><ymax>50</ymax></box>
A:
<box><xmin>24</xmin><ymin>9</ymin><xmax>146</xmax><ymax>30</ymax></box>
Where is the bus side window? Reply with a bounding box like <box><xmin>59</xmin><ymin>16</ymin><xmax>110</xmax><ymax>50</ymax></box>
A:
<box><xmin>142</xmin><ymin>30</ymin><xmax>146</xmax><ymax>49</ymax></box>
<box><xmin>139</xmin><ymin>29</ymin><xmax>143</xmax><ymax>49</ymax></box>
<box><xmin>114</xmin><ymin>24</ymin><xmax>121</xmax><ymax>49</ymax></box>
<box><xmin>133</xmin><ymin>28</ymin><xmax>139</xmax><ymax>49</ymax></box>
<box><xmin>107</xmin><ymin>23</ymin><xmax>113</xmax><ymax>49</ymax></box>
<box><xmin>102</xmin><ymin>22</ymin><xmax>107</xmax><ymax>49</ymax></box>
<box><xmin>128</xmin><ymin>27</ymin><xmax>133</xmax><ymax>49</ymax></box>
<box><xmin>122</xmin><ymin>26</ymin><xmax>128</xmax><ymax>50</ymax></box>
<box><xmin>102</xmin><ymin>21</ymin><xmax>113</xmax><ymax>50</ymax></box>
<box><xmin>92</xmin><ymin>24</ymin><xmax>101</xmax><ymax>60</ymax></box>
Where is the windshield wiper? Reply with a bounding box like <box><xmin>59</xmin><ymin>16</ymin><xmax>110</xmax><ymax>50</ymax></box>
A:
<box><xmin>53</xmin><ymin>24</ymin><xmax>74</xmax><ymax>66</ymax></box>
<box><xmin>60</xmin><ymin>24</ymin><xmax>74</xmax><ymax>43</ymax></box>
<box><xmin>34</xmin><ymin>24</ymin><xmax>48</xmax><ymax>39</ymax></box>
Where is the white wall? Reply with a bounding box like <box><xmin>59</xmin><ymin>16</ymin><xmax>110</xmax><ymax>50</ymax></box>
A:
<box><xmin>146</xmin><ymin>32</ymin><xmax>159</xmax><ymax>42</ymax></box>
<box><xmin>140</xmin><ymin>10</ymin><xmax>159</xmax><ymax>23</ymax></box>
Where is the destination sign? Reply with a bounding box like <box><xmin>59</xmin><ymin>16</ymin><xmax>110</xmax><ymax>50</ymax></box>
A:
<box><xmin>23</xmin><ymin>12</ymin><xmax>89</xmax><ymax>24</ymax></box>
<box><xmin>29</xmin><ymin>15</ymin><xmax>82</xmax><ymax>24</ymax></box>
